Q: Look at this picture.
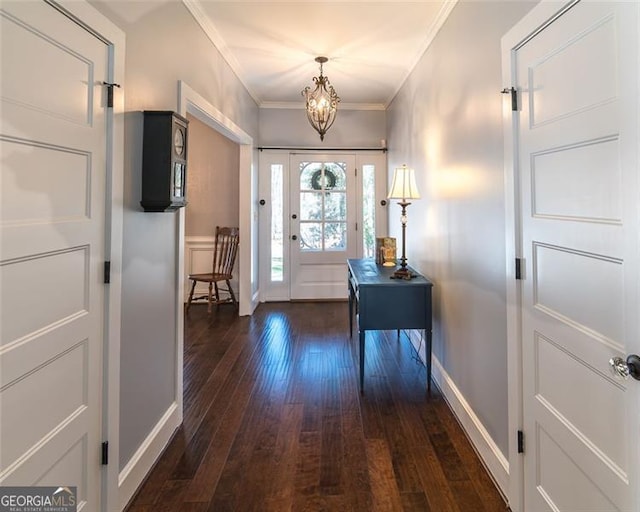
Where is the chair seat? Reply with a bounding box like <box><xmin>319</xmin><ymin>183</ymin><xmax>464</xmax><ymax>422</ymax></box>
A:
<box><xmin>188</xmin><ymin>272</ymin><xmax>232</xmax><ymax>282</ymax></box>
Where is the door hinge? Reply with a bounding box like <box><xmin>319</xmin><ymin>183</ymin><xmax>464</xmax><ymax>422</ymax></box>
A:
<box><xmin>515</xmin><ymin>258</ymin><xmax>522</xmax><ymax>280</ymax></box>
<box><xmin>517</xmin><ymin>430</ymin><xmax>524</xmax><ymax>454</ymax></box>
<box><xmin>103</xmin><ymin>82</ymin><xmax>121</xmax><ymax>108</ymax></box>
<box><xmin>501</xmin><ymin>87</ymin><xmax>518</xmax><ymax>111</ymax></box>
<box><xmin>101</xmin><ymin>441</ymin><xmax>109</xmax><ymax>465</ymax></box>
<box><xmin>355</xmin><ymin>167</ymin><xmax>358</xmax><ymax>177</ymax></box>
<box><xmin>104</xmin><ymin>261</ymin><xmax>111</xmax><ymax>284</ymax></box>
<box><xmin>355</xmin><ymin>222</ymin><xmax>358</xmax><ymax>231</ymax></box>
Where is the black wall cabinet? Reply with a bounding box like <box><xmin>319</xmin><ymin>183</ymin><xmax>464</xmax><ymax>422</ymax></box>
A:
<box><xmin>141</xmin><ymin>111</ymin><xmax>189</xmax><ymax>212</ymax></box>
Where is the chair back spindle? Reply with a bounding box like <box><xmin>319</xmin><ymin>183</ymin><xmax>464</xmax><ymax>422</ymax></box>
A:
<box><xmin>212</xmin><ymin>227</ymin><xmax>239</xmax><ymax>277</ymax></box>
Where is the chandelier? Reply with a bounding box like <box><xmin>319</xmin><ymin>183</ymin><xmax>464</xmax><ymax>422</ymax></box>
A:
<box><xmin>301</xmin><ymin>56</ymin><xmax>340</xmax><ymax>141</ymax></box>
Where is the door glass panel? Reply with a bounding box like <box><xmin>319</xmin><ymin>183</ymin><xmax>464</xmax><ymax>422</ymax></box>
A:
<box><xmin>324</xmin><ymin>192</ymin><xmax>346</xmax><ymax>220</ymax></box>
<box><xmin>270</xmin><ymin>164</ymin><xmax>283</xmax><ymax>281</ymax></box>
<box><xmin>298</xmin><ymin>161</ymin><xmax>348</xmax><ymax>252</ymax></box>
<box><xmin>300</xmin><ymin>192</ymin><xmax>322</xmax><ymax>220</ymax></box>
<box><xmin>326</xmin><ymin>163</ymin><xmax>346</xmax><ymax>189</ymax></box>
<box><xmin>325</xmin><ymin>222</ymin><xmax>346</xmax><ymax>250</ymax></box>
<box><xmin>300</xmin><ymin>222</ymin><xmax>322</xmax><ymax>250</ymax></box>
<box><xmin>362</xmin><ymin>164</ymin><xmax>375</xmax><ymax>257</ymax></box>
<box><xmin>299</xmin><ymin>162</ymin><xmax>318</xmax><ymax>190</ymax></box>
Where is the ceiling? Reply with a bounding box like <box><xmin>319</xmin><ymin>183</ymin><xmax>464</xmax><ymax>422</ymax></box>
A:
<box><xmin>183</xmin><ymin>1</ymin><xmax>455</xmax><ymax>109</ymax></box>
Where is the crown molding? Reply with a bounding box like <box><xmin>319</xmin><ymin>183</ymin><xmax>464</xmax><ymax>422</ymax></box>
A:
<box><xmin>182</xmin><ymin>0</ymin><xmax>261</xmax><ymax>106</ymax></box>
<box><xmin>184</xmin><ymin>0</ymin><xmax>457</xmax><ymax>110</ymax></box>
<box><xmin>386</xmin><ymin>0</ymin><xmax>459</xmax><ymax>106</ymax></box>
<box><xmin>260</xmin><ymin>101</ymin><xmax>386</xmax><ymax>111</ymax></box>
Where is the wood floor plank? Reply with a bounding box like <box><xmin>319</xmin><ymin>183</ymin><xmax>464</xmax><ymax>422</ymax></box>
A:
<box><xmin>401</xmin><ymin>491</ymin><xmax>432</xmax><ymax>512</ymax></box>
<box><xmin>434</xmin><ymin>399</ymin><xmax>507</xmax><ymax>511</ymax></box>
<box><xmin>409</xmin><ymin>443</ymin><xmax>460</xmax><ymax>512</ymax></box>
<box><xmin>319</xmin><ymin>376</ymin><xmax>343</xmax><ymax>495</ymax></box>
<box><xmin>203</xmin><ymin>358</ymin><xmax>278</xmax><ymax>509</ymax></box>
<box><xmin>231</xmin><ymin>382</ymin><xmax>288</xmax><ymax>511</ymax></box>
<box><xmin>300</xmin><ymin>351</ymin><xmax>324</xmax><ymax>433</ymax></box>
<box><xmin>172</xmin><ymin>330</ymin><xmax>261</xmax><ymax>480</ymax></box>
<box><xmin>182</xmin><ymin>356</ymin><xmax>257</xmax><ymax>503</ymax></box>
<box><xmin>339</xmin><ymin>364</ymin><xmax>374</xmax><ymax>512</ymax></box>
<box><xmin>125</xmin><ymin>429</ymin><xmax>187</xmax><ymax>507</ymax></box>
<box><xmin>146</xmin><ymin>479</ymin><xmax>189</xmax><ymax>512</ymax></box>
<box><xmin>369</xmin><ymin>366</ymin><xmax>424</xmax><ymax>494</ymax></box>
<box><xmin>366</xmin><ymin>438</ymin><xmax>404</xmax><ymax>512</ymax></box>
<box><xmin>181</xmin><ymin>324</ymin><xmax>246</xmax><ymax>438</ymax></box>
<box><xmin>263</xmin><ymin>403</ymin><xmax>304</xmax><ymax>512</ymax></box>
<box><xmin>292</xmin><ymin>431</ymin><xmax>322</xmax><ymax>505</ymax></box>
<box><xmin>124</xmin><ymin>302</ymin><xmax>507</xmax><ymax>512</ymax></box>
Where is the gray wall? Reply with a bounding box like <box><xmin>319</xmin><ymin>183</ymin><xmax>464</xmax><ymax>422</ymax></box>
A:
<box><xmin>387</xmin><ymin>0</ymin><xmax>535</xmax><ymax>456</ymax></box>
<box><xmin>89</xmin><ymin>0</ymin><xmax>258</xmax><ymax>470</ymax></box>
<box><xmin>259</xmin><ymin>108</ymin><xmax>386</xmax><ymax>148</ymax></box>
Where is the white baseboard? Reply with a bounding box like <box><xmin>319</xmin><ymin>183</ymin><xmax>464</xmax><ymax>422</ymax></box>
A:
<box><xmin>250</xmin><ymin>290</ymin><xmax>260</xmax><ymax>314</ymax></box>
<box><xmin>118</xmin><ymin>402</ymin><xmax>181</xmax><ymax>511</ymax></box>
<box><xmin>406</xmin><ymin>330</ymin><xmax>510</xmax><ymax>497</ymax></box>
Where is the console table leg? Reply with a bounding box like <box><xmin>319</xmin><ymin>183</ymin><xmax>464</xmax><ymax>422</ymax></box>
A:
<box><xmin>426</xmin><ymin>329</ymin><xmax>433</xmax><ymax>394</ymax></box>
<box><xmin>359</xmin><ymin>329</ymin><xmax>365</xmax><ymax>393</ymax></box>
<box><xmin>348</xmin><ymin>292</ymin><xmax>353</xmax><ymax>339</ymax></box>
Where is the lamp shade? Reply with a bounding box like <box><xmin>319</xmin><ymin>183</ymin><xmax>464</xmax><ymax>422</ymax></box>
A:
<box><xmin>388</xmin><ymin>165</ymin><xmax>420</xmax><ymax>201</ymax></box>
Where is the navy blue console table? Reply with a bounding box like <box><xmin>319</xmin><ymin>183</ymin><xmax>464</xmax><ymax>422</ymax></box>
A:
<box><xmin>347</xmin><ymin>258</ymin><xmax>433</xmax><ymax>393</ymax></box>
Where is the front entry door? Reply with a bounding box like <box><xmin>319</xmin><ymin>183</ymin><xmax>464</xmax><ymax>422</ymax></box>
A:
<box><xmin>289</xmin><ymin>154</ymin><xmax>357</xmax><ymax>299</ymax></box>
<box><xmin>258</xmin><ymin>151</ymin><xmax>387</xmax><ymax>302</ymax></box>
<box><xmin>511</xmin><ymin>2</ymin><xmax>639</xmax><ymax>510</ymax></box>
<box><xmin>0</xmin><ymin>2</ymin><xmax>109</xmax><ymax>508</ymax></box>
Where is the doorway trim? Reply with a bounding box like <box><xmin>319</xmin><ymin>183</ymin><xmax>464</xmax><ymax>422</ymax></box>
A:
<box><xmin>501</xmin><ymin>3</ymin><xmax>580</xmax><ymax>512</ymax></box>
<box><xmin>176</xmin><ymin>78</ymin><xmax>257</xmax><ymax>418</ymax></box>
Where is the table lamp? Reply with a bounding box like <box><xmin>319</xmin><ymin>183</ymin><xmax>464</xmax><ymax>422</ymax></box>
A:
<box><xmin>387</xmin><ymin>164</ymin><xmax>420</xmax><ymax>279</ymax></box>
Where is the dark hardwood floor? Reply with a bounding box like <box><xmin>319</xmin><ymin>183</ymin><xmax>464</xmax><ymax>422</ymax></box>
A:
<box><xmin>125</xmin><ymin>302</ymin><xmax>506</xmax><ymax>512</ymax></box>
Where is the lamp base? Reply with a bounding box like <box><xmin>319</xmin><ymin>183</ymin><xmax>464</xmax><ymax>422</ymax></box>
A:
<box><xmin>390</xmin><ymin>267</ymin><xmax>417</xmax><ymax>280</ymax></box>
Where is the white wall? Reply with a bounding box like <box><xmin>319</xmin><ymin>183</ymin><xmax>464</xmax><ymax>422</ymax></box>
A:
<box><xmin>259</xmin><ymin>107</ymin><xmax>386</xmax><ymax>148</ymax></box>
<box><xmin>387</xmin><ymin>0</ymin><xmax>535</xmax><ymax>460</ymax></box>
<box><xmin>89</xmin><ymin>0</ymin><xmax>259</xmax><ymax>476</ymax></box>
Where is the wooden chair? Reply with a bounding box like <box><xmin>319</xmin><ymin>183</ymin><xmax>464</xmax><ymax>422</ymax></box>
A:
<box><xmin>186</xmin><ymin>226</ymin><xmax>239</xmax><ymax>313</ymax></box>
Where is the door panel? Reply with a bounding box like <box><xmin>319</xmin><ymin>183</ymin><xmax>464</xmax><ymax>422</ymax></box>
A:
<box><xmin>515</xmin><ymin>2</ymin><xmax>638</xmax><ymax>511</ymax></box>
<box><xmin>290</xmin><ymin>155</ymin><xmax>356</xmax><ymax>299</ymax></box>
<box><xmin>0</xmin><ymin>1</ymin><xmax>108</xmax><ymax>508</ymax></box>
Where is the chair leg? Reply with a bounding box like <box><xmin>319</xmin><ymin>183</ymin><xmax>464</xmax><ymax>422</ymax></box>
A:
<box><xmin>213</xmin><ymin>282</ymin><xmax>221</xmax><ymax>310</ymax></box>
<box><xmin>207</xmin><ymin>282</ymin><xmax>213</xmax><ymax>314</ymax></box>
<box><xmin>227</xmin><ymin>280</ymin><xmax>238</xmax><ymax>309</ymax></box>
<box><xmin>186</xmin><ymin>280</ymin><xmax>197</xmax><ymax>312</ymax></box>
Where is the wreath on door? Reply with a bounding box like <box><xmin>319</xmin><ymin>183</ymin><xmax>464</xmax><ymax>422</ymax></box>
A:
<box><xmin>311</xmin><ymin>168</ymin><xmax>337</xmax><ymax>190</ymax></box>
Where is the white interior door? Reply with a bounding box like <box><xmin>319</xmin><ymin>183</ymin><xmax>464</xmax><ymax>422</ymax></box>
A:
<box><xmin>514</xmin><ymin>2</ymin><xmax>639</xmax><ymax>510</ymax></box>
<box><xmin>0</xmin><ymin>1</ymin><xmax>108</xmax><ymax>508</ymax></box>
<box><xmin>289</xmin><ymin>154</ymin><xmax>356</xmax><ymax>300</ymax></box>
